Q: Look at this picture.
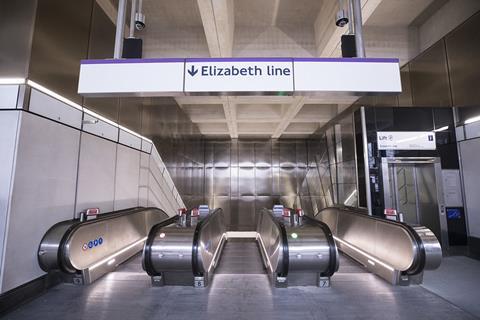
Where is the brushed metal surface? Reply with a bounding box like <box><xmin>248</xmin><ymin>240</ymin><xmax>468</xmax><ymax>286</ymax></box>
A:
<box><xmin>38</xmin><ymin>208</ymin><xmax>169</xmax><ymax>275</ymax></box>
<box><xmin>398</xmin><ymin>64</ymin><xmax>414</xmax><ymax>107</ymax></box>
<box><xmin>145</xmin><ymin>209</ymin><xmax>227</xmax><ymax>285</ymax></box>
<box><xmin>256</xmin><ymin>209</ymin><xmax>338</xmax><ymax>286</ymax></box>
<box><xmin>148</xmin><ymin>225</ymin><xmax>196</xmax><ymax>272</ymax></box>
<box><xmin>29</xmin><ymin>0</ymin><xmax>94</xmax><ymax>105</ymax></box>
<box><xmin>256</xmin><ymin>210</ymin><xmax>284</xmax><ymax>274</ymax></box>
<box><xmin>409</xmin><ymin>40</ymin><xmax>452</xmax><ymax>107</ymax></box>
<box><xmin>255</xmin><ymin>141</ymin><xmax>272</xmax><ymax>167</ymax></box>
<box><xmin>0</xmin><ymin>0</ymin><xmax>37</xmax><ymax>78</ymax></box>
<box><xmin>315</xmin><ymin>206</ymin><xmax>442</xmax><ymax>284</ymax></box>
<box><xmin>255</xmin><ymin>167</ymin><xmax>273</xmax><ymax>195</ymax></box>
<box><xmin>445</xmin><ymin>12</ymin><xmax>480</xmax><ymax>107</ymax></box>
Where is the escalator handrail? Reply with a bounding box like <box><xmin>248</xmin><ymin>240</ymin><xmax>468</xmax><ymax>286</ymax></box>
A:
<box><xmin>142</xmin><ymin>214</ymin><xmax>180</xmax><ymax>276</ymax></box>
<box><xmin>303</xmin><ymin>215</ymin><xmax>339</xmax><ymax>277</ymax></box>
<box><xmin>56</xmin><ymin>207</ymin><xmax>170</xmax><ymax>274</ymax></box>
<box><xmin>259</xmin><ymin>209</ymin><xmax>289</xmax><ymax>278</ymax></box>
<box><xmin>315</xmin><ymin>205</ymin><xmax>426</xmax><ymax>275</ymax></box>
<box><xmin>192</xmin><ymin>208</ymin><xmax>223</xmax><ymax>277</ymax></box>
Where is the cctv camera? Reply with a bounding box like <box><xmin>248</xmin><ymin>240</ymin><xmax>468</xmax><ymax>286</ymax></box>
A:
<box><xmin>135</xmin><ymin>12</ymin><xmax>145</xmax><ymax>31</ymax></box>
<box><xmin>335</xmin><ymin>9</ymin><xmax>349</xmax><ymax>27</ymax></box>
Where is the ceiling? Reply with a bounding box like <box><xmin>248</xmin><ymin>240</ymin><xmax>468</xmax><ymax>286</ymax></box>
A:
<box><xmin>99</xmin><ymin>0</ymin><xmax>446</xmax><ymax>138</ymax></box>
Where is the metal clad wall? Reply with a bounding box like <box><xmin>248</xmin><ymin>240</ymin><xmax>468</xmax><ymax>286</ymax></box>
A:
<box><xmin>0</xmin><ymin>0</ymin><xmax>37</xmax><ymax>78</ymax></box>
<box><xmin>28</xmin><ymin>0</ymin><xmax>94</xmax><ymax>105</ymax></box>
<box><xmin>445</xmin><ymin>11</ymin><xmax>480</xmax><ymax>107</ymax></box>
<box><xmin>167</xmin><ymin>139</ymin><xmax>319</xmax><ymax>230</ymax></box>
<box><xmin>409</xmin><ymin>40</ymin><xmax>452</xmax><ymax>107</ymax></box>
<box><xmin>1</xmin><ymin>112</ymin><xmax>80</xmax><ymax>293</ymax></box>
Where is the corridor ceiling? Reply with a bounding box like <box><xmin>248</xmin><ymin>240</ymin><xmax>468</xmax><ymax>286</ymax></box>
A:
<box><xmin>97</xmin><ymin>0</ymin><xmax>442</xmax><ymax>138</ymax></box>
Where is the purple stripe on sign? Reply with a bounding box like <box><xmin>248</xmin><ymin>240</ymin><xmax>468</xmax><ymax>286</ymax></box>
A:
<box><xmin>81</xmin><ymin>58</ymin><xmax>185</xmax><ymax>64</ymax></box>
<box><xmin>185</xmin><ymin>57</ymin><xmax>293</xmax><ymax>63</ymax></box>
<box><xmin>293</xmin><ymin>57</ymin><xmax>399</xmax><ymax>63</ymax></box>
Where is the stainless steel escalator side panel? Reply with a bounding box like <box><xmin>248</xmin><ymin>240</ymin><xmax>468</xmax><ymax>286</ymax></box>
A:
<box><xmin>147</xmin><ymin>225</ymin><xmax>196</xmax><ymax>273</ymax></box>
<box><xmin>256</xmin><ymin>209</ymin><xmax>338</xmax><ymax>287</ymax></box>
<box><xmin>285</xmin><ymin>219</ymin><xmax>337</xmax><ymax>275</ymax></box>
<box><xmin>413</xmin><ymin>226</ymin><xmax>442</xmax><ymax>270</ymax></box>
<box><xmin>38</xmin><ymin>220</ymin><xmax>77</xmax><ymax>272</ymax></box>
<box><xmin>38</xmin><ymin>207</ymin><xmax>171</xmax><ymax>284</ymax></box>
<box><xmin>193</xmin><ymin>209</ymin><xmax>227</xmax><ymax>277</ymax></box>
<box><xmin>143</xmin><ymin>208</ymin><xmax>227</xmax><ymax>287</ymax></box>
<box><xmin>256</xmin><ymin>209</ymin><xmax>286</xmax><ymax>277</ymax></box>
<box><xmin>314</xmin><ymin>206</ymin><xmax>442</xmax><ymax>285</ymax></box>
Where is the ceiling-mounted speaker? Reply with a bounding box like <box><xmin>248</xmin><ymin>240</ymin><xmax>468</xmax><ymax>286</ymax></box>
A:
<box><xmin>122</xmin><ymin>38</ymin><xmax>143</xmax><ymax>59</ymax></box>
<box><xmin>341</xmin><ymin>34</ymin><xmax>356</xmax><ymax>58</ymax></box>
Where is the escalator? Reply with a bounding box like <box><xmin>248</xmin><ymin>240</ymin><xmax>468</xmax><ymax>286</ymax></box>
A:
<box><xmin>313</xmin><ymin>205</ymin><xmax>443</xmax><ymax>285</ymax></box>
<box><xmin>143</xmin><ymin>205</ymin><xmax>339</xmax><ymax>287</ymax></box>
<box><xmin>37</xmin><ymin>207</ymin><xmax>176</xmax><ymax>284</ymax></box>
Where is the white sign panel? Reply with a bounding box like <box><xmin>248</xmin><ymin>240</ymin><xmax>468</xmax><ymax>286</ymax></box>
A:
<box><xmin>78</xmin><ymin>59</ymin><xmax>184</xmax><ymax>95</ymax></box>
<box><xmin>442</xmin><ymin>170</ymin><xmax>463</xmax><ymax>207</ymax></box>
<box><xmin>77</xmin><ymin>57</ymin><xmax>402</xmax><ymax>96</ymax></box>
<box><xmin>377</xmin><ymin>131</ymin><xmax>436</xmax><ymax>150</ymax></box>
<box><xmin>184</xmin><ymin>58</ymin><xmax>294</xmax><ymax>93</ymax></box>
<box><xmin>294</xmin><ymin>58</ymin><xmax>401</xmax><ymax>93</ymax></box>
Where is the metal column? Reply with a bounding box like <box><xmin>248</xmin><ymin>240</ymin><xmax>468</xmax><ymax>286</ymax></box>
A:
<box><xmin>360</xmin><ymin>107</ymin><xmax>372</xmax><ymax>215</ymax></box>
<box><xmin>114</xmin><ymin>0</ymin><xmax>128</xmax><ymax>59</ymax></box>
<box><xmin>352</xmin><ymin>0</ymin><xmax>365</xmax><ymax>58</ymax></box>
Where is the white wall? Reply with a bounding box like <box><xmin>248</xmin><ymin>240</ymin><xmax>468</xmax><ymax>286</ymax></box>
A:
<box><xmin>1</xmin><ymin>112</ymin><xmax>80</xmax><ymax>292</ymax></box>
<box><xmin>0</xmin><ymin>111</ymin><xmax>21</xmax><ymax>291</ymax></box>
<box><xmin>75</xmin><ymin>133</ymin><xmax>117</xmax><ymax>214</ymax></box>
<box><xmin>114</xmin><ymin>144</ymin><xmax>141</xmax><ymax>211</ymax></box>
<box><xmin>0</xmin><ymin>84</ymin><xmax>185</xmax><ymax>294</ymax></box>
<box><xmin>459</xmin><ymin>138</ymin><xmax>480</xmax><ymax>238</ymax></box>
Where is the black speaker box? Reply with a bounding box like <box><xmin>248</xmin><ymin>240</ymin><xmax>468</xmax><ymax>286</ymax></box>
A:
<box><xmin>122</xmin><ymin>38</ymin><xmax>143</xmax><ymax>59</ymax></box>
<box><xmin>341</xmin><ymin>34</ymin><xmax>357</xmax><ymax>58</ymax></box>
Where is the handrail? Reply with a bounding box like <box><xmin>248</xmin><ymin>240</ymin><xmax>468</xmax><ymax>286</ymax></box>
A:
<box><xmin>258</xmin><ymin>209</ymin><xmax>289</xmax><ymax>277</ymax></box>
<box><xmin>314</xmin><ymin>205</ymin><xmax>429</xmax><ymax>275</ymax></box>
<box><xmin>192</xmin><ymin>208</ymin><xmax>223</xmax><ymax>277</ymax></box>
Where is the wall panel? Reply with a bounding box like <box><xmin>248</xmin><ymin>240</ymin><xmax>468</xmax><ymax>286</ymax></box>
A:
<box><xmin>114</xmin><ymin>145</ymin><xmax>141</xmax><ymax>210</ymax></box>
<box><xmin>75</xmin><ymin>133</ymin><xmax>117</xmax><ymax>214</ymax></box>
<box><xmin>1</xmin><ymin>112</ymin><xmax>79</xmax><ymax>293</ymax></box>
<box><xmin>0</xmin><ymin>111</ymin><xmax>21</xmax><ymax>289</ymax></box>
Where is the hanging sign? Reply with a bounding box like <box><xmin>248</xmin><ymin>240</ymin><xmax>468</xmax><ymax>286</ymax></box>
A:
<box><xmin>377</xmin><ymin>131</ymin><xmax>436</xmax><ymax>150</ymax></box>
<box><xmin>78</xmin><ymin>57</ymin><xmax>402</xmax><ymax>96</ymax></box>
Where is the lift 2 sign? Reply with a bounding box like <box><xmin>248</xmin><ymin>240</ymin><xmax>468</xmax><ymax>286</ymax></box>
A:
<box><xmin>377</xmin><ymin>131</ymin><xmax>436</xmax><ymax>150</ymax></box>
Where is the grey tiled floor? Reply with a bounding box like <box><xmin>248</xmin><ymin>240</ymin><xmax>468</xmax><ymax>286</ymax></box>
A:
<box><xmin>422</xmin><ymin>255</ymin><xmax>480</xmax><ymax>318</ymax></box>
<box><xmin>3</xmin><ymin>241</ymin><xmax>478</xmax><ymax>320</ymax></box>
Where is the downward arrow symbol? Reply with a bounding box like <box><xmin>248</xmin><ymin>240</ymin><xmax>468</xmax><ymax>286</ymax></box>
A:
<box><xmin>188</xmin><ymin>65</ymin><xmax>198</xmax><ymax>76</ymax></box>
